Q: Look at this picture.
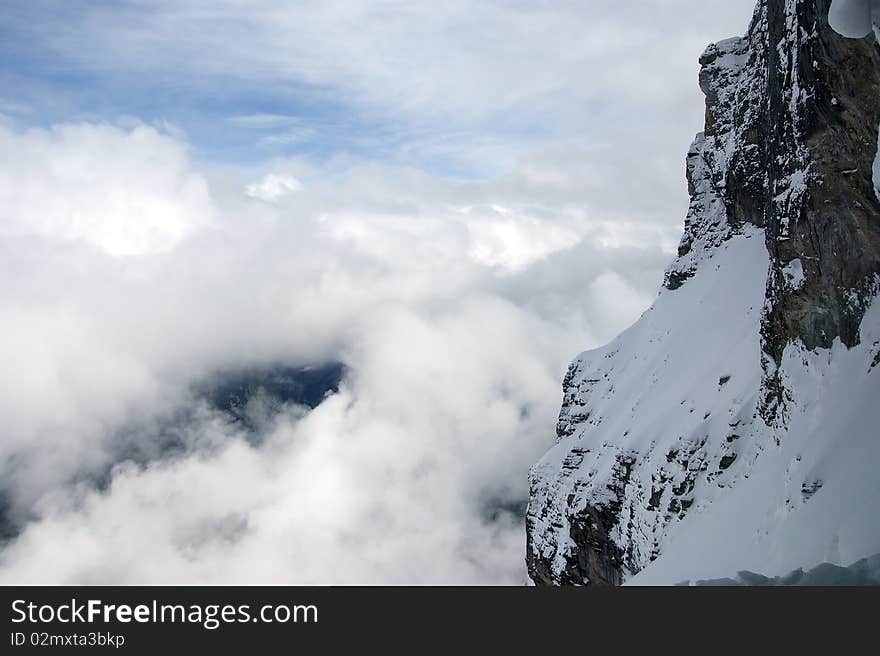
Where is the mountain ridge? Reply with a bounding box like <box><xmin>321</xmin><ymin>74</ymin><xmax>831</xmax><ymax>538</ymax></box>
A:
<box><xmin>526</xmin><ymin>0</ymin><xmax>880</xmax><ymax>586</ymax></box>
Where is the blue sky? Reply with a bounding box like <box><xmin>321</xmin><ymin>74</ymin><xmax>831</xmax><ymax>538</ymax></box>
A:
<box><xmin>0</xmin><ymin>2</ymin><xmax>375</xmax><ymax>166</ymax></box>
<box><xmin>0</xmin><ymin>0</ymin><xmax>756</xmax><ymax>177</ymax></box>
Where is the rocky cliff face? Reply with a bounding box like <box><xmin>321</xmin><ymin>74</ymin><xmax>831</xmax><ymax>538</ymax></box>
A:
<box><xmin>527</xmin><ymin>0</ymin><xmax>880</xmax><ymax>586</ymax></box>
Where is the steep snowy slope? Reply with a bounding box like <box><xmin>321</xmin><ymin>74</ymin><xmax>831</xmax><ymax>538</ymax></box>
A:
<box><xmin>527</xmin><ymin>0</ymin><xmax>880</xmax><ymax>586</ymax></box>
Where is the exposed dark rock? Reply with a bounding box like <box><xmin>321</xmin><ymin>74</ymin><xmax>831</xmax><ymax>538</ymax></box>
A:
<box><xmin>664</xmin><ymin>269</ymin><xmax>696</xmax><ymax>290</ymax></box>
<box><xmin>527</xmin><ymin>453</ymin><xmax>634</xmax><ymax>586</ymax></box>
<box><xmin>527</xmin><ymin>498</ymin><xmax>626</xmax><ymax>586</ymax></box>
<box><xmin>758</xmin><ymin>0</ymin><xmax>880</xmax><ymax>424</ymax></box>
<box><xmin>801</xmin><ymin>479</ymin><xmax>824</xmax><ymax>499</ymax></box>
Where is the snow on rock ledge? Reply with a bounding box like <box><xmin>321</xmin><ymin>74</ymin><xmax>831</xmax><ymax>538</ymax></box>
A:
<box><xmin>527</xmin><ymin>0</ymin><xmax>880</xmax><ymax>586</ymax></box>
<box><xmin>529</xmin><ymin>231</ymin><xmax>770</xmax><ymax>585</ymax></box>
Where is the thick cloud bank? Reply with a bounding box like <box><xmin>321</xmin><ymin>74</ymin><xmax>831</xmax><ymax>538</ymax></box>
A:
<box><xmin>0</xmin><ymin>121</ymin><xmax>671</xmax><ymax>583</ymax></box>
<box><xmin>0</xmin><ymin>124</ymin><xmax>213</xmax><ymax>256</ymax></box>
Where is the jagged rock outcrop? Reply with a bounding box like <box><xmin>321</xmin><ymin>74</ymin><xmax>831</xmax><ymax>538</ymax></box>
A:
<box><xmin>527</xmin><ymin>0</ymin><xmax>880</xmax><ymax>586</ymax></box>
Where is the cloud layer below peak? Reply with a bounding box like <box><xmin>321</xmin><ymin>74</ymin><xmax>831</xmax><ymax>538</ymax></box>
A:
<box><xmin>0</xmin><ymin>119</ymin><xmax>670</xmax><ymax>583</ymax></box>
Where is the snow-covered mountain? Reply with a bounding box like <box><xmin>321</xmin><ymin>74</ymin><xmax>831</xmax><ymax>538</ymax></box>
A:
<box><xmin>527</xmin><ymin>0</ymin><xmax>880</xmax><ymax>585</ymax></box>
